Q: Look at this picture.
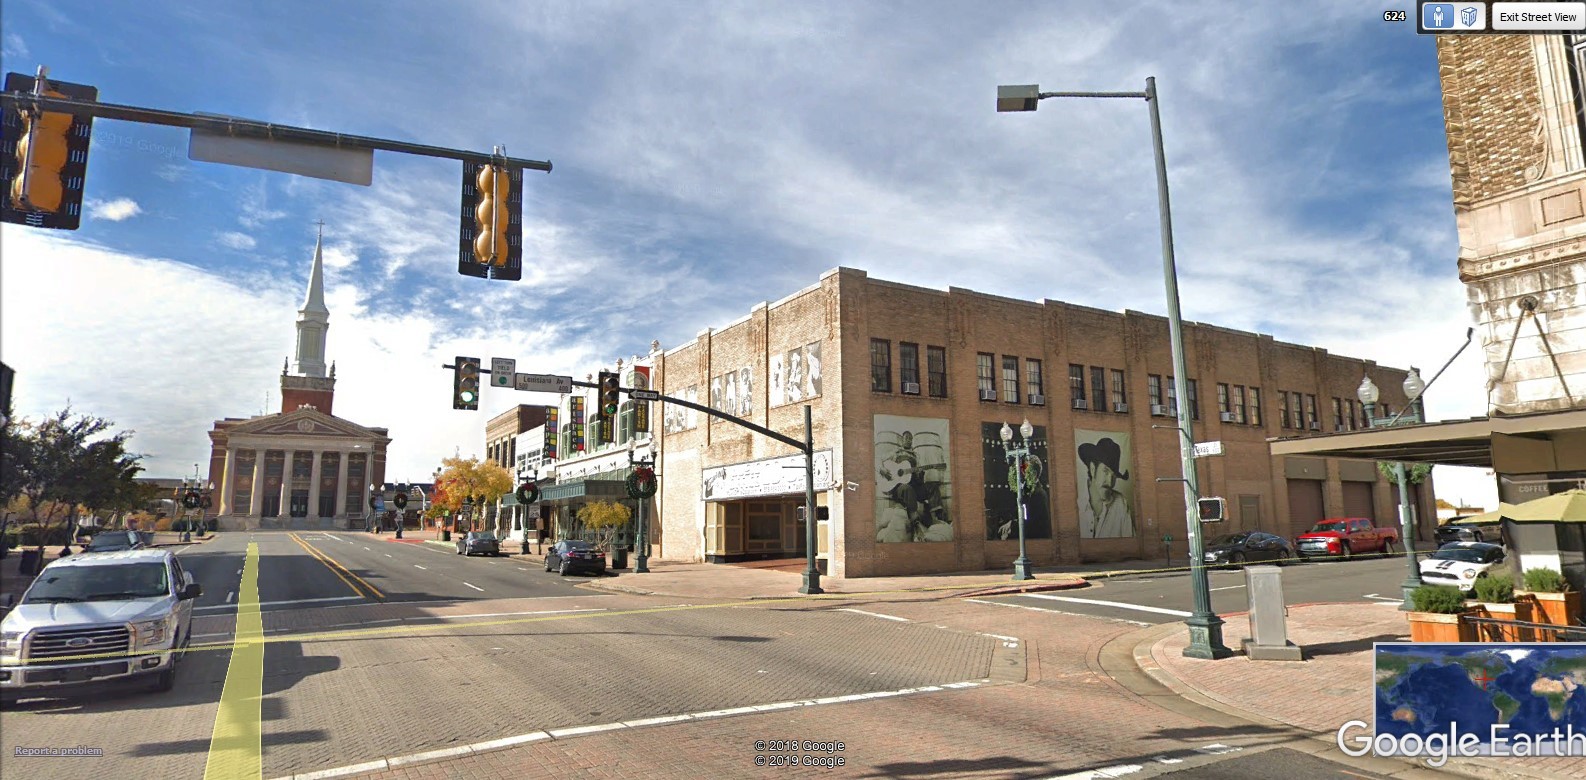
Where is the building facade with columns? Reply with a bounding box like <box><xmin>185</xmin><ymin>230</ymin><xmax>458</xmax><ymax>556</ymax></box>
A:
<box><xmin>205</xmin><ymin>230</ymin><xmax>392</xmax><ymax>531</ymax></box>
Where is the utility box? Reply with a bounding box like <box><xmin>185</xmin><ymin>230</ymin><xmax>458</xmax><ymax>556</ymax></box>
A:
<box><xmin>1242</xmin><ymin>565</ymin><xmax>1304</xmax><ymax>661</ymax></box>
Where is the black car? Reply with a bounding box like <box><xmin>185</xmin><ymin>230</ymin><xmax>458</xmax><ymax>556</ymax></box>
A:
<box><xmin>1434</xmin><ymin>516</ymin><xmax>1495</xmax><ymax>545</ymax></box>
<box><xmin>545</xmin><ymin>540</ymin><xmax>606</xmax><ymax>576</ymax></box>
<box><xmin>456</xmin><ymin>531</ymin><xmax>501</xmax><ymax>557</ymax></box>
<box><xmin>1200</xmin><ymin>532</ymin><xmax>1295</xmax><ymax>567</ymax></box>
<box><xmin>82</xmin><ymin>530</ymin><xmax>150</xmax><ymax>553</ymax></box>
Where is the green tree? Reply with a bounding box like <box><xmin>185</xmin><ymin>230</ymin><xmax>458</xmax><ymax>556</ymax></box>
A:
<box><xmin>576</xmin><ymin>500</ymin><xmax>632</xmax><ymax>551</ymax></box>
<box><xmin>1377</xmin><ymin>461</ymin><xmax>1431</xmax><ymax>484</ymax></box>
<box><xmin>6</xmin><ymin>408</ymin><xmax>144</xmax><ymax>551</ymax></box>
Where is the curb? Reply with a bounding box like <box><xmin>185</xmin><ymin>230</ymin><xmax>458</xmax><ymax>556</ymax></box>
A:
<box><xmin>576</xmin><ymin>576</ymin><xmax>1090</xmax><ymax>601</ymax></box>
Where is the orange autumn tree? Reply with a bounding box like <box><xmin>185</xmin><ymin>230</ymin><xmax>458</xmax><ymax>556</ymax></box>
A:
<box><xmin>432</xmin><ymin>456</ymin><xmax>512</xmax><ymax>532</ymax></box>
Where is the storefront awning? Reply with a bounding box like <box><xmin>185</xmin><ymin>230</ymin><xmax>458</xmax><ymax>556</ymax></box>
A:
<box><xmin>1267</xmin><ymin>408</ymin><xmax>1586</xmax><ymax>467</ymax></box>
<box><xmin>538</xmin><ymin>479</ymin><xmax>629</xmax><ymax>502</ymax></box>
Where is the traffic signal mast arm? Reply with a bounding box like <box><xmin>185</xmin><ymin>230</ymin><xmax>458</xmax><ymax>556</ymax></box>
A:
<box><xmin>0</xmin><ymin>91</ymin><xmax>553</xmax><ymax>172</ymax></box>
<box><xmin>439</xmin><ymin>364</ymin><xmax>810</xmax><ymax>454</ymax></box>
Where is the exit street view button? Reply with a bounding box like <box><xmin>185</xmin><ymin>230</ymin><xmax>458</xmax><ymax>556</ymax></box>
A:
<box><xmin>1493</xmin><ymin>3</ymin><xmax>1586</xmax><ymax>30</ymax></box>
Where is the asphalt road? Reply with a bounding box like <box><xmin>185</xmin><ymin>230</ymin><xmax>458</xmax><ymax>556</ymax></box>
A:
<box><xmin>977</xmin><ymin>554</ymin><xmax>1425</xmax><ymax>625</ymax></box>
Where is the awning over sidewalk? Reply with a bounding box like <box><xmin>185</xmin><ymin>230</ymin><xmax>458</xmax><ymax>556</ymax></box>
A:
<box><xmin>1267</xmin><ymin>408</ymin><xmax>1586</xmax><ymax>467</ymax></box>
<box><xmin>538</xmin><ymin>479</ymin><xmax>628</xmax><ymax>502</ymax></box>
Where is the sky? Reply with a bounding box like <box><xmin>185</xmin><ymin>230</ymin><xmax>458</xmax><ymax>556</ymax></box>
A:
<box><xmin>0</xmin><ymin>1</ymin><xmax>1500</xmax><ymax>508</ymax></box>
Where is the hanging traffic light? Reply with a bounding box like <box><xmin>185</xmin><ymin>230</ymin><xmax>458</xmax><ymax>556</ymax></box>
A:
<box><xmin>597</xmin><ymin>371</ymin><xmax>619</xmax><ymax>444</ymax></box>
<box><xmin>454</xmin><ymin>356</ymin><xmax>481</xmax><ymax>410</ymax></box>
<box><xmin>457</xmin><ymin>156</ymin><xmax>523</xmax><ymax>281</ymax></box>
<box><xmin>1</xmin><ymin>69</ymin><xmax>97</xmax><ymax>230</ymax></box>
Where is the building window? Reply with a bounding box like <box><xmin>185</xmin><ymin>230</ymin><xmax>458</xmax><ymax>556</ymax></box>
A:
<box><xmin>231</xmin><ymin>449</ymin><xmax>256</xmax><ymax>516</ymax></box>
<box><xmin>870</xmin><ymin>339</ymin><xmax>891</xmax><ymax>393</ymax></box>
<box><xmin>1026</xmin><ymin>359</ymin><xmax>1044</xmax><ymax>404</ymax></box>
<box><xmin>899</xmin><ymin>342</ymin><xmax>920</xmax><ymax>393</ymax></box>
<box><xmin>1090</xmin><ymin>367</ymin><xmax>1106</xmax><ymax>411</ymax></box>
<box><xmin>1148</xmin><ymin>374</ymin><xmax>1163</xmax><ymax>409</ymax></box>
<box><xmin>319</xmin><ymin>451</ymin><xmax>340</xmax><ymax>518</ymax></box>
<box><xmin>1069</xmin><ymin>364</ymin><xmax>1086</xmax><ymax>406</ymax></box>
<box><xmin>343</xmin><ymin>453</ymin><xmax>365</xmax><ymax>517</ymax></box>
<box><xmin>978</xmin><ymin>353</ymin><xmax>996</xmax><ymax>399</ymax></box>
<box><xmin>1290</xmin><ymin>391</ymin><xmax>1305</xmax><ymax>428</ymax></box>
<box><xmin>1233</xmin><ymin>385</ymin><xmax>1247</xmax><ymax>424</ymax></box>
<box><xmin>1280</xmin><ymin>391</ymin><xmax>1291</xmax><ymax>429</ymax></box>
<box><xmin>1166</xmin><ymin>376</ymin><xmax>1178</xmax><ymax>414</ymax></box>
<box><xmin>927</xmin><ymin>346</ymin><xmax>948</xmax><ymax>397</ymax></box>
<box><xmin>1002</xmin><ymin>356</ymin><xmax>1020</xmax><ymax>403</ymax></box>
<box><xmin>1217</xmin><ymin>383</ymin><xmax>1230</xmax><ymax>417</ymax></box>
<box><xmin>1305</xmin><ymin>394</ymin><xmax>1318</xmax><ymax>430</ymax></box>
<box><xmin>1110</xmin><ymin>369</ymin><xmax>1127</xmax><ymax>412</ymax></box>
<box><xmin>1187</xmin><ymin>379</ymin><xmax>1201</xmax><ymax>420</ymax></box>
<box><xmin>1249</xmin><ymin>387</ymin><xmax>1262</xmax><ymax>427</ymax></box>
<box><xmin>263</xmin><ymin>450</ymin><xmax>285</xmax><ymax>518</ymax></box>
<box><xmin>1346</xmin><ymin>398</ymin><xmax>1358</xmax><ymax>430</ymax></box>
<box><xmin>619</xmin><ymin>400</ymin><xmax>636</xmax><ymax>445</ymax></box>
<box><xmin>1332</xmin><ymin>398</ymin><xmax>1344</xmax><ymax>431</ymax></box>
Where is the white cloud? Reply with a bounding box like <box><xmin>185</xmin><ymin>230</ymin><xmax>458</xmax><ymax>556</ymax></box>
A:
<box><xmin>217</xmin><ymin>231</ymin><xmax>257</xmax><ymax>250</ymax></box>
<box><xmin>85</xmin><ymin>197</ymin><xmax>142</xmax><ymax>221</ymax></box>
<box><xmin>2</xmin><ymin>32</ymin><xmax>27</xmax><ymax>60</ymax></box>
<box><xmin>238</xmin><ymin>181</ymin><xmax>287</xmax><ymax>229</ymax></box>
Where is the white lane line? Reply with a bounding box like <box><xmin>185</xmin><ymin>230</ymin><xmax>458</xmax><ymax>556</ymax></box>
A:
<box><xmin>1020</xmin><ymin>593</ymin><xmax>1193</xmax><ymax>617</ymax></box>
<box><xmin>325</xmin><ymin>533</ymin><xmax>342</xmax><ymax>541</ymax></box>
<box><xmin>226</xmin><ymin>591</ymin><xmax>236</xmax><ymax>603</ymax></box>
<box><xmin>195</xmin><ymin>595</ymin><xmax>363</xmax><ymax>612</ymax></box>
<box><xmin>414</xmin><ymin>565</ymin><xmax>427</xmax><ymax>570</ymax></box>
<box><xmin>364</xmin><ymin>546</ymin><xmax>371</xmax><ymax>551</ymax></box>
<box><xmin>1208</xmin><ymin>585</ymin><xmax>1245</xmax><ymax>592</ymax></box>
<box><xmin>517</xmin><ymin>567</ymin><xmax>529</xmax><ymax>572</ymax></box>
<box><xmin>385</xmin><ymin>554</ymin><xmax>393</xmax><ymax>558</ymax></box>
<box><xmin>1363</xmin><ymin>593</ymin><xmax>1402</xmax><ymax>602</ymax></box>
<box><xmin>463</xmin><ymin>582</ymin><xmax>485</xmax><ymax>592</ymax></box>
<box><xmin>964</xmin><ymin>598</ymin><xmax>1152</xmax><ymax>627</ymax></box>
<box><xmin>267</xmin><ymin>681</ymin><xmax>984</xmax><ymax>780</ymax></box>
<box><xmin>838</xmin><ymin>608</ymin><xmax>910</xmax><ymax>622</ymax></box>
<box><xmin>434</xmin><ymin>608</ymin><xmax>605</xmax><ymax>620</ymax></box>
<box><xmin>1039</xmin><ymin>743</ymin><xmax>1242</xmax><ymax>780</ymax></box>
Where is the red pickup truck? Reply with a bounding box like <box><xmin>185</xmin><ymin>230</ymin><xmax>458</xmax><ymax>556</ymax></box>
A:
<box><xmin>1294</xmin><ymin>517</ymin><xmax>1399</xmax><ymax>559</ymax></box>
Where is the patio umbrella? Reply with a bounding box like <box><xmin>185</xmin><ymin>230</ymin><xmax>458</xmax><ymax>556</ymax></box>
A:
<box><xmin>1451</xmin><ymin>503</ymin><xmax>1516</xmax><ymax>525</ymax></box>
<box><xmin>1499</xmin><ymin>489</ymin><xmax>1586</xmax><ymax>523</ymax></box>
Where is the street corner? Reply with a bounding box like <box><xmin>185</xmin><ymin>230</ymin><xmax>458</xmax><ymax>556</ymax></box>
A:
<box><xmin>954</xmin><ymin>575</ymin><xmax>1090</xmax><ymax>599</ymax></box>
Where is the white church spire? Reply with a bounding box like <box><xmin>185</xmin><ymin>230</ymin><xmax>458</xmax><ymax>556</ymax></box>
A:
<box><xmin>292</xmin><ymin>223</ymin><xmax>331</xmax><ymax>378</ymax></box>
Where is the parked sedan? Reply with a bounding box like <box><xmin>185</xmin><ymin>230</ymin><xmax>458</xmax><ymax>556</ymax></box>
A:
<box><xmin>1434</xmin><ymin>516</ymin><xmax>1496</xmax><ymax>545</ymax></box>
<box><xmin>82</xmin><ymin>530</ymin><xmax>150</xmax><ymax>554</ymax></box>
<box><xmin>1201</xmin><ymin>532</ymin><xmax>1295</xmax><ymax>567</ymax></box>
<box><xmin>545</xmin><ymin>540</ymin><xmax>606</xmax><ymax>576</ymax></box>
<box><xmin>455</xmin><ymin>532</ymin><xmax>500</xmax><ymax>557</ymax></box>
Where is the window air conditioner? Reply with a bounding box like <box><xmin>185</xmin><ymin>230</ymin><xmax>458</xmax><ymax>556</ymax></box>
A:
<box><xmin>1029</xmin><ymin>393</ymin><xmax>1045</xmax><ymax>405</ymax></box>
<box><xmin>1113</xmin><ymin>402</ymin><xmax>1128</xmax><ymax>413</ymax></box>
<box><xmin>1150</xmin><ymin>404</ymin><xmax>1168</xmax><ymax>417</ymax></box>
<box><xmin>1071</xmin><ymin>398</ymin><xmax>1089</xmax><ymax>411</ymax></box>
<box><xmin>903</xmin><ymin>382</ymin><xmax>921</xmax><ymax>395</ymax></box>
<box><xmin>1308</xmin><ymin>422</ymin><xmax>1321</xmax><ymax>430</ymax></box>
<box><xmin>979</xmin><ymin>389</ymin><xmax>998</xmax><ymax>401</ymax></box>
<box><xmin>1219</xmin><ymin>412</ymin><xmax>1236</xmax><ymax>423</ymax></box>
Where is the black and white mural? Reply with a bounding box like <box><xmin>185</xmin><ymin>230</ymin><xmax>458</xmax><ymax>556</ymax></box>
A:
<box><xmin>874</xmin><ymin>415</ymin><xmax>953</xmax><ymax>543</ymax></box>
<box><xmin>773</xmin><ymin>342</ymin><xmax>822</xmax><ymax>407</ymax></box>
<box><xmin>982</xmin><ymin>422</ymin><xmax>1052</xmax><ymax>541</ymax></box>
<box><xmin>1075</xmin><ymin>430</ymin><xmax>1135</xmax><ymax>538</ymax></box>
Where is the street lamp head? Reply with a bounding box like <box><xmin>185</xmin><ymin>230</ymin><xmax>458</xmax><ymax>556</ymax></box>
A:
<box><xmin>1402</xmin><ymin>366</ymin><xmax>1425</xmax><ymax>399</ymax></box>
<box><xmin>997</xmin><ymin>84</ymin><xmax>1040</xmax><ymax>112</ymax></box>
<box><xmin>1357</xmin><ymin>375</ymin><xmax>1379</xmax><ymax>406</ymax></box>
<box><xmin>1020</xmin><ymin>418</ymin><xmax>1034</xmax><ymax>440</ymax></box>
<box><xmin>1000</xmin><ymin>422</ymin><xmax>1014</xmax><ymax>442</ymax></box>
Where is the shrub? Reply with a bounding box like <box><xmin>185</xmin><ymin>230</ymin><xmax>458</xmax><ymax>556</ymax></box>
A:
<box><xmin>1523</xmin><ymin>567</ymin><xmax>1569</xmax><ymax>593</ymax></box>
<box><xmin>153</xmin><ymin>516</ymin><xmax>175</xmax><ymax>532</ymax></box>
<box><xmin>1411</xmin><ymin>584</ymin><xmax>1469</xmax><ymax>614</ymax></box>
<box><xmin>1474</xmin><ymin>574</ymin><xmax>1515</xmax><ymax>604</ymax></box>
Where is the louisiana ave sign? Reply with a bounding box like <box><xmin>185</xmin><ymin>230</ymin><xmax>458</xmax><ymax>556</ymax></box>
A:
<box><xmin>513</xmin><ymin>373</ymin><xmax>573</xmax><ymax>394</ymax></box>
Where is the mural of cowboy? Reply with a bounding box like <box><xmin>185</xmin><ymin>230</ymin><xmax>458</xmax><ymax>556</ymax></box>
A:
<box><xmin>1076</xmin><ymin>431</ymin><xmax>1135</xmax><ymax>538</ymax></box>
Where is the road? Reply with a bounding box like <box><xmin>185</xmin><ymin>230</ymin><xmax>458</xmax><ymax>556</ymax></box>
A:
<box><xmin>0</xmin><ymin>532</ymin><xmax>1445</xmax><ymax>780</ymax></box>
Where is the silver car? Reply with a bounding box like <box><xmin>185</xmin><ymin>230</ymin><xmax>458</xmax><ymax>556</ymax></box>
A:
<box><xmin>0</xmin><ymin>549</ymin><xmax>201</xmax><ymax>702</ymax></box>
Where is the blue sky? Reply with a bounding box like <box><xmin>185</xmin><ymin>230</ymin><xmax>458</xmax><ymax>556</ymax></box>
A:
<box><xmin>0</xmin><ymin>1</ymin><xmax>1498</xmax><ymax>506</ymax></box>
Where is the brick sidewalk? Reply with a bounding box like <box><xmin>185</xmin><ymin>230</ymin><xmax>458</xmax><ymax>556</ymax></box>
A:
<box><xmin>1149</xmin><ymin>602</ymin><xmax>1586</xmax><ymax>780</ymax></box>
<box><xmin>574</xmin><ymin>559</ymin><xmax>1090</xmax><ymax>600</ymax></box>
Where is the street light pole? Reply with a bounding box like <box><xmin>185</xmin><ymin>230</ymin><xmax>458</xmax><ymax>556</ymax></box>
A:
<box><xmin>998</xmin><ymin>77</ymin><xmax>1229</xmax><ymax>659</ymax></box>
<box><xmin>1359</xmin><ymin>374</ymin><xmax>1426</xmax><ymax>610</ymax></box>
<box><xmin>1002</xmin><ymin>420</ymin><xmax>1036</xmax><ymax>581</ymax></box>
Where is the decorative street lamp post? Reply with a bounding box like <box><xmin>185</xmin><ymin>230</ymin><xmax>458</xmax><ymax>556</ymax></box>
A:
<box><xmin>1001</xmin><ymin>419</ymin><xmax>1036</xmax><ymax>581</ymax></box>
<box><xmin>628</xmin><ymin>439</ymin><xmax>657</xmax><ymax>573</ymax></box>
<box><xmin>1358</xmin><ymin>372</ymin><xmax>1426</xmax><ymax>610</ymax></box>
<box><xmin>998</xmin><ymin>77</ymin><xmax>1230</xmax><ymax>659</ymax></box>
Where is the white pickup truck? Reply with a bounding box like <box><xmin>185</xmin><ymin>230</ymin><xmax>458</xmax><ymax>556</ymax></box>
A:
<box><xmin>0</xmin><ymin>548</ymin><xmax>201</xmax><ymax>703</ymax></box>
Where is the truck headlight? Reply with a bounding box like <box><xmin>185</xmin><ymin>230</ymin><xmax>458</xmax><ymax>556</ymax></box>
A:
<box><xmin>0</xmin><ymin>631</ymin><xmax>21</xmax><ymax>658</ymax></box>
<box><xmin>134</xmin><ymin>618</ymin><xmax>170</xmax><ymax>647</ymax></box>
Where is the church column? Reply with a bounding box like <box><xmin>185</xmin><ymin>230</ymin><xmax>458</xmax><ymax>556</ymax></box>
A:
<box><xmin>281</xmin><ymin>450</ymin><xmax>295</xmax><ymax>518</ymax></box>
<box><xmin>308</xmin><ymin>451</ymin><xmax>323</xmax><ymax>519</ymax></box>
<box><xmin>220</xmin><ymin>448</ymin><xmax>236</xmax><ymax>516</ymax></box>
<box><xmin>336</xmin><ymin>451</ymin><xmax>349</xmax><ymax>519</ymax></box>
<box><xmin>250</xmin><ymin>453</ymin><xmax>265</xmax><ymax>519</ymax></box>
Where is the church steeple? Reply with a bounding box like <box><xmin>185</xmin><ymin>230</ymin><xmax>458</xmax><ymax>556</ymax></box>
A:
<box><xmin>292</xmin><ymin>223</ymin><xmax>331</xmax><ymax>378</ymax></box>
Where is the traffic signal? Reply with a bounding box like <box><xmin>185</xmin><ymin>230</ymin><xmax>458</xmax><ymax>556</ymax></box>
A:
<box><xmin>1</xmin><ymin>70</ymin><xmax>97</xmax><ymax>230</ymax></box>
<box><xmin>454</xmin><ymin>356</ymin><xmax>481</xmax><ymax>410</ymax></box>
<box><xmin>457</xmin><ymin>159</ymin><xmax>523</xmax><ymax>281</ymax></box>
<box><xmin>597</xmin><ymin>371</ymin><xmax>619</xmax><ymax>444</ymax></box>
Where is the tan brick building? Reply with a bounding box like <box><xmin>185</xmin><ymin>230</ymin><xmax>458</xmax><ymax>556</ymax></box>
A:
<box><xmin>651</xmin><ymin>268</ymin><xmax>1431</xmax><ymax>578</ymax></box>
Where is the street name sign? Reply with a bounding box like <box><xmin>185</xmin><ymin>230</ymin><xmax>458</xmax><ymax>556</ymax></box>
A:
<box><xmin>1191</xmin><ymin>441</ymin><xmax>1224</xmax><ymax>458</ymax></box>
<box><xmin>513</xmin><ymin>373</ymin><xmax>572</xmax><ymax>394</ymax></box>
<box><xmin>630</xmin><ymin>389</ymin><xmax>661</xmax><ymax>401</ymax></box>
<box><xmin>491</xmin><ymin>358</ymin><xmax>516</xmax><ymax>387</ymax></box>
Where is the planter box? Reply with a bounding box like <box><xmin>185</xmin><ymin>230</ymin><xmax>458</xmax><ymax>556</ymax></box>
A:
<box><xmin>1516</xmin><ymin>590</ymin><xmax>1582</xmax><ymax>638</ymax></box>
<box><xmin>1407</xmin><ymin>611</ymin><xmax>1474</xmax><ymax>643</ymax></box>
<box><xmin>1473</xmin><ymin>602</ymin><xmax>1536</xmax><ymax>642</ymax></box>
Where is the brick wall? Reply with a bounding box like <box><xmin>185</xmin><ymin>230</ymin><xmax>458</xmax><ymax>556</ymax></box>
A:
<box><xmin>1438</xmin><ymin>34</ymin><xmax>1545</xmax><ymax>207</ymax></box>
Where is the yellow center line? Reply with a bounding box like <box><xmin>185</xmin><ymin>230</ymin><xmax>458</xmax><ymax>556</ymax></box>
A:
<box><xmin>203</xmin><ymin>541</ymin><xmax>263</xmax><ymax>780</ymax></box>
<box><xmin>289</xmin><ymin>533</ymin><xmax>383</xmax><ymax>600</ymax></box>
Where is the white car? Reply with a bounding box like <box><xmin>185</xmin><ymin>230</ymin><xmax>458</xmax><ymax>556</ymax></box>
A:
<box><xmin>1</xmin><ymin>549</ymin><xmax>201</xmax><ymax>703</ymax></box>
<box><xmin>1418</xmin><ymin>542</ymin><xmax>1509</xmax><ymax>593</ymax></box>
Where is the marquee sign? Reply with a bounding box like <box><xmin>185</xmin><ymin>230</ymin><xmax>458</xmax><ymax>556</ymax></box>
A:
<box><xmin>701</xmin><ymin>450</ymin><xmax>834</xmax><ymax>502</ymax></box>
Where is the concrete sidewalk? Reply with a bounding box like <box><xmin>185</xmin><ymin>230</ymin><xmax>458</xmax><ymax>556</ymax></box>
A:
<box><xmin>569</xmin><ymin>558</ymin><xmax>1088</xmax><ymax>600</ymax></box>
<box><xmin>1137</xmin><ymin>602</ymin><xmax>1585</xmax><ymax>780</ymax></box>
